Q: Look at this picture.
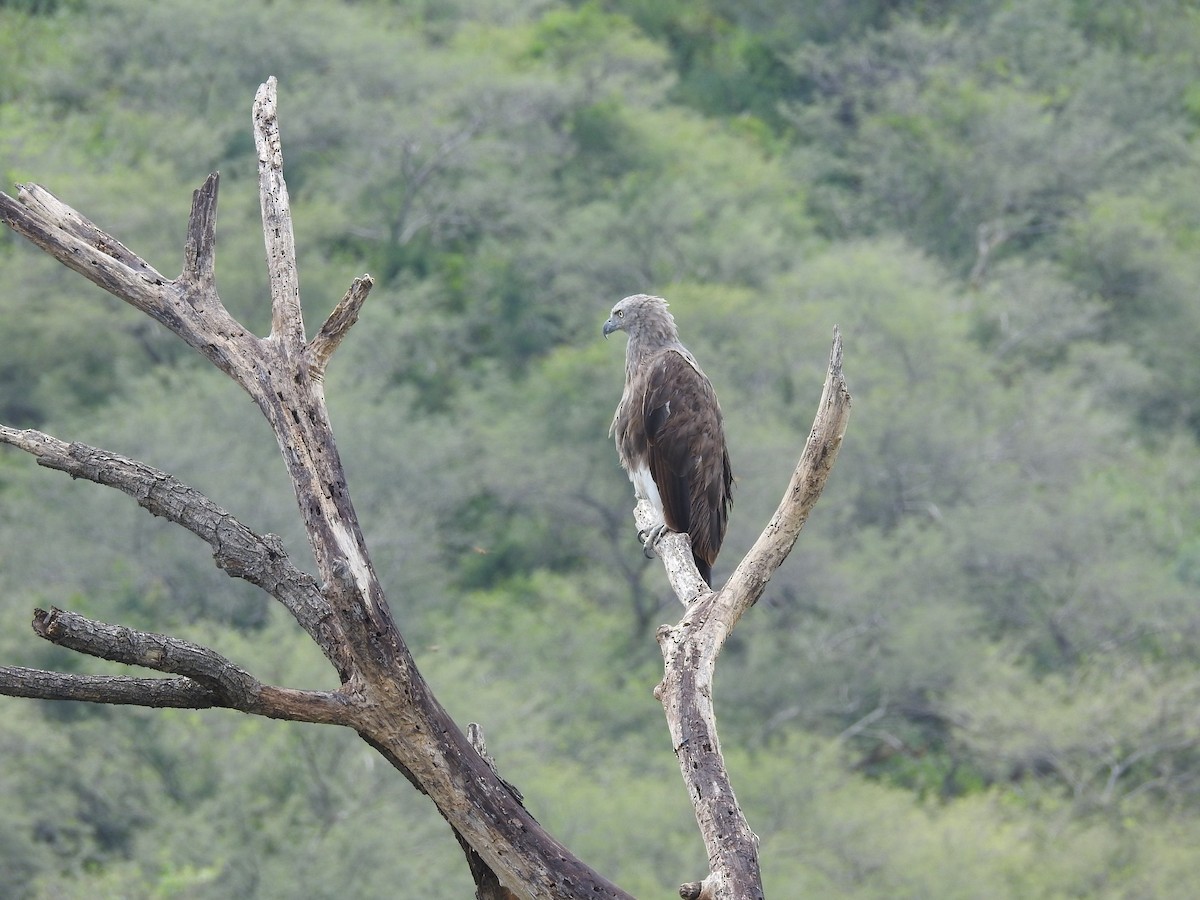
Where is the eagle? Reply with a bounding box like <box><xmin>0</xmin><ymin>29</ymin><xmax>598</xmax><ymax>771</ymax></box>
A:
<box><xmin>603</xmin><ymin>294</ymin><xmax>733</xmax><ymax>587</ymax></box>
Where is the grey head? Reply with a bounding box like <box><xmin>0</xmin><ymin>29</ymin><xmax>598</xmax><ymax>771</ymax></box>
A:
<box><xmin>602</xmin><ymin>294</ymin><xmax>679</xmax><ymax>344</ymax></box>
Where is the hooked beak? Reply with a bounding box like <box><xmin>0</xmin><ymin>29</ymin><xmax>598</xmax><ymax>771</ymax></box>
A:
<box><xmin>602</xmin><ymin>318</ymin><xmax>619</xmax><ymax>339</ymax></box>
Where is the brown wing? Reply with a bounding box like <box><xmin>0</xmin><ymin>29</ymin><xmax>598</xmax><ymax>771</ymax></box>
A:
<box><xmin>642</xmin><ymin>349</ymin><xmax>733</xmax><ymax>585</ymax></box>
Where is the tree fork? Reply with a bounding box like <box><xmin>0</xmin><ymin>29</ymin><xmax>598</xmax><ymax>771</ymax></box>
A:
<box><xmin>641</xmin><ymin>329</ymin><xmax>850</xmax><ymax>898</ymax></box>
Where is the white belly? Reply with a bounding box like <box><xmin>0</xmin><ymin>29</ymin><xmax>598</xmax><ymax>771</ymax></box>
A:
<box><xmin>630</xmin><ymin>464</ymin><xmax>665</xmax><ymax>523</ymax></box>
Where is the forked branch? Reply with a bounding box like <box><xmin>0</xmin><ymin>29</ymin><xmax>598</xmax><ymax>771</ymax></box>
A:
<box><xmin>644</xmin><ymin>328</ymin><xmax>850</xmax><ymax>899</ymax></box>
<box><xmin>0</xmin><ymin>608</ymin><xmax>352</xmax><ymax>725</ymax></box>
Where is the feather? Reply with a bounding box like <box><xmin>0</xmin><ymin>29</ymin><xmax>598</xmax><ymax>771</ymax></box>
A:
<box><xmin>605</xmin><ymin>295</ymin><xmax>733</xmax><ymax>586</ymax></box>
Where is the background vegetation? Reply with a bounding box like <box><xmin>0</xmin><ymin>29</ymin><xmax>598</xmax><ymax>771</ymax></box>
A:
<box><xmin>2</xmin><ymin>0</ymin><xmax>1199</xmax><ymax>896</ymax></box>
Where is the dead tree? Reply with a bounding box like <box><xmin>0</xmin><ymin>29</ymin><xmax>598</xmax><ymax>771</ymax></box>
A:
<box><xmin>0</xmin><ymin>79</ymin><xmax>849</xmax><ymax>899</ymax></box>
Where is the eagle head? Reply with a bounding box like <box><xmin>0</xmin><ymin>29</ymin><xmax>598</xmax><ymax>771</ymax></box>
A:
<box><xmin>602</xmin><ymin>294</ymin><xmax>675</xmax><ymax>340</ymax></box>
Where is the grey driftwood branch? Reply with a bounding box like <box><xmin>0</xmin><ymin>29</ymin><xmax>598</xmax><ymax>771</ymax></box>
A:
<box><xmin>0</xmin><ymin>608</ymin><xmax>350</xmax><ymax>724</ymax></box>
<box><xmin>636</xmin><ymin>329</ymin><xmax>851</xmax><ymax>900</ymax></box>
<box><xmin>0</xmin><ymin>424</ymin><xmax>347</xmax><ymax>670</ymax></box>
<box><xmin>0</xmin><ymin>77</ymin><xmax>630</xmax><ymax>900</ymax></box>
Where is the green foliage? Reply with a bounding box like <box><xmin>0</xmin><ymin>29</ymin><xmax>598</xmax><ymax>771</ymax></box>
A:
<box><xmin>2</xmin><ymin>0</ymin><xmax>1200</xmax><ymax>896</ymax></box>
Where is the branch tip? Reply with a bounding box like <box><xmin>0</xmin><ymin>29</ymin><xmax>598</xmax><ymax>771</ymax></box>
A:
<box><xmin>307</xmin><ymin>274</ymin><xmax>374</xmax><ymax>376</ymax></box>
<box><xmin>183</xmin><ymin>172</ymin><xmax>220</xmax><ymax>285</ymax></box>
<box><xmin>253</xmin><ymin>76</ymin><xmax>301</xmax><ymax>342</ymax></box>
<box><xmin>0</xmin><ymin>666</ymin><xmax>219</xmax><ymax>709</ymax></box>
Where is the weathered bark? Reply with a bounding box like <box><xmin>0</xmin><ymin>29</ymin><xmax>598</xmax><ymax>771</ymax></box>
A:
<box><xmin>639</xmin><ymin>330</ymin><xmax>850</xmax><ymax>898</ymax></box>
<box><xmin>0</xmin><ymin>607</ymin><xmax>351</xmax><ymax>723</ymax></box>
<box><xmin>0</xmin><ymin>425</ymin><xmax>347</xmax><ymax>672</ymax></box>
<box><xmin>0</xmin><ymin>78</ymin><xmax>849</xmax><ymax>899</ymax></box>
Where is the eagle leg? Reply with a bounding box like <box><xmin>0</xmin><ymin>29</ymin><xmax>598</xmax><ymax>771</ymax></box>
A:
<box><xmin>639</xmin><ymin>522</ymin><xmax>671</xmax><ymax>559</ymax></box>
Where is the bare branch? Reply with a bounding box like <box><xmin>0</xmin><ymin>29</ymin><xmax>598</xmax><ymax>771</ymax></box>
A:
<box><xmin>0</xmin><ymin>184</ymin><xmax>170</xmax><ymax>319</ymax></box>
<box><xmin>0</xmin><ymin>666</ymin><xmax>219</xmax><ymax>708</ymax></box>
<box><xmin>648</xmin><ymin>327</ymin><xmax>851</xmax><ymax>899</ymax></box>
<box><xmin>254</xmin><ymin>76</ymin><xmax>302</xmax><ymax>343</ymax></box>
<box><xmin>723</xmin><ymin>326</ymin><xmax>849</xmax><ymax>618</ymax></box>
<box><xmin>307</xmin><ymin>275</ymin><xmax>374</xmax><ymax>379</ymax></box>
<box><xmin>0</xmin><ymin>664</ymin><xmax>354</xmax><ymax>724</ymax></box>
<box><xmin>0</xmin><ymin>424</ymin><xmax>355</xmax><ymax>680</ymax></box>
<box><xmin>32</xmin><ymin>606</ymin><xmax>258</xmax><ymax>692</ymax></box>
<box><xmin>0</xmin><ymin>180</ymin><xmax>256</xmax><ymax>386</ymax></box>
<box><xmin>16</xmin><ymin>607</ymin><xmax>355</xmax><ymax>725</ymax></box>
<box><xmin>8</xmin><ymin>182</ymin><xmax>165</xmax><ymax>278</ymax></box>
<box><xmin>182</xmin><ymin>171</ymin><xmax>220</xmax><ymax>288</ymax></box>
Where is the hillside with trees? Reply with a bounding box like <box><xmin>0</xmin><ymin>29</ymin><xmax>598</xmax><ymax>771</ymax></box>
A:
<box><xmin>1</xmin><ymin>0</ymin><xmax>1199</xmax><ymax>896</ymax></box>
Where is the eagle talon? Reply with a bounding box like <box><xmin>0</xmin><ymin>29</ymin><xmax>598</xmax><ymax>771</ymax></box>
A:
<box><xmin>640</xmin><ymin>523</ymin><xmax>670</xmax><ymax>558</ymax></box>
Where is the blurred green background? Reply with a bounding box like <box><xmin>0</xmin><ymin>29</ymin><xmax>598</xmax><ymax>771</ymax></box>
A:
<box><xmin>2</xmin><ymin>0</ymin><xmax>1200</xmax><ymax>896</ymax></box>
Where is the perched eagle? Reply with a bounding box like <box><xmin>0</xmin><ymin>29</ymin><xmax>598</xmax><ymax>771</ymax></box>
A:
<box><xmin>603</xmin><ymin>294</ymin><xmax>733</xmax><ymax>586</ymax></box>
